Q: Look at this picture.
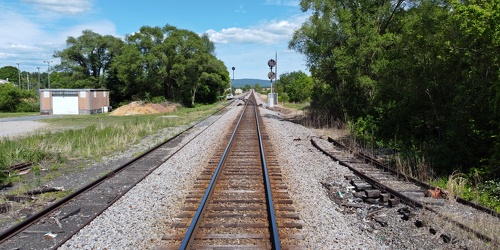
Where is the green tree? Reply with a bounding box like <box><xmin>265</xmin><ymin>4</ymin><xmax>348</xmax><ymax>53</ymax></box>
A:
<box><xmin>449</xmin><ymin>0</ymin><xmax>500</xmax><ymax>175</ymax></box>
<box><xmin>253</xmin><ymin>83</ymin><xmax>261</xmax><ymax>93</ymax></box>
<box><xmin>290</xmin><ymin>0</ymin><xmax>500</xmax><ymax>178</ymax></box>
<box><xmin>279</xmin><ymin>71</ymin><xmax>312</xmax><ymax>102</ymax></box>
<box><xmin>169</xmin><ymin>30</ymin><xmax>213</xmax><ymax>106</ymax></box>
<box><xmin>196</xmin><ymin>57</ymin><xmax>229</xmax><ymax>104</ymax></box>
<box><xmin>291</xmin><ymin>0</ymin><xmax>406</xmax><ymax>120</ymax></box>
<box><xmin>243</xmin><ymin>84</ymin><xmax>252</xmax><ymax>92</ymax></box>
<box><xmin>372</xmin><ymin>0</ymin><xmax>500</xmax><ymax>175</ymax></box>
<box><xmin>114</xmin><ymin>26</ymin><xmax>165</xmax><ymax>100</ymax></box>
<box><xmin>0</xmin><ymin>66</ymin><xmax>19</xmax><ymax>84</ymax></box>
<box><xmin>112</xmin><ymin>25</ymin><xmax>229</xmax><ymax>106</ymax></box>
<box><xmin>55</xmin><ymin>29</ymin><xmax>124</xmax><ymax>88</ymax></box>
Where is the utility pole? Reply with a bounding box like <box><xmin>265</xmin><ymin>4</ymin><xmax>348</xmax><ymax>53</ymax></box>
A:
<box><xmin>16</xmin><ymin>63</ymin><xmax>20</xmax><ymax>88</ymax></box>
<box><xmin>44</xmin><ymin>60</ymin><xmax>53</xmax><ymax>89</ymax></box>
<box><xmin>37</xmin><ymin>67</ymin><xmax>41</xmax><ymax>90</ymax></box>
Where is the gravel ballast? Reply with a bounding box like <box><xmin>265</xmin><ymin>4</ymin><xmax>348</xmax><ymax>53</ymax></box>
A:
<box><xmin>261</xmin><ymin>107</ymin><xmax>384</xmax><ymax>249</ymax></box>
<box><xmin>58</xmin><ymin>105</ymin><xmax>240</xmax><ymax>249</ymax></box>
<box><xmin>57</xmin><ymin>102</ymin><xmax>385</xmax><ymax>249</ymax></box>
<box><xmin>20</xmin><ymin>98</ymin><xmax>491</xmax><ymax>249</ymax></box>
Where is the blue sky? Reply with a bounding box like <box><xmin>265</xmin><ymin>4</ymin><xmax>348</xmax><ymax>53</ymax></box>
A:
<box><xmin>0</xmin><ymin>0</ymin><xmax>310</xmax><ymax>80</ymax></box>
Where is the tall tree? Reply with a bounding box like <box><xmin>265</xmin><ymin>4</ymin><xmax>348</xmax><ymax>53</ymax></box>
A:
<box><xmin>112</xmin><ymin>25</ymin><xmax>229</xmax><ymax>106</ymax></box>
<box><xmin>279</xmin><ymin>71</ymin><xmax>313</xmax><ymax>102</ymax></box>
<box><xmin>449</xmin><ymin>0</ymin><xmax>500</xmax><ymax>175</ymax></box>
<box><xmin>55</xmin><ymin>30</ymin><xmax>123</xmax><ymax>88</ymax></box>
<box><xmin>290</xmin><ymin>0</ymin><xmax>500</xmax><ymax>177</ymax></box>
<box><xmin>291</xmin><ymin>0</ymin><xmax>406</xmax><ymax>120</ymax></box>
<box><xmin>0</xmin><ymin>66</ymin><xmax>19</xmax><ymax>83</ymax></box>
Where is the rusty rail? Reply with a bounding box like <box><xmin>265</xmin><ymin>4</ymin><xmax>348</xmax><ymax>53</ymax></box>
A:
<box><xmin>312</xmin><ymin>137</ymin><xmax>499</xmax><ymax>245</ymax></box>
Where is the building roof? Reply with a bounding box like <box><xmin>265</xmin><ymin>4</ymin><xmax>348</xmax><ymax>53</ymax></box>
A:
<box><xmin>39</xmin><ymin>88</ymin><xmax>110</xmax><ymax>92</ymax></box>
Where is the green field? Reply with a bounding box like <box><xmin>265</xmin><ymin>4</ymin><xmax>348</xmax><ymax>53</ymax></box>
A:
<box><xmin>0</xmin><ymin>102</ymin><xmax>226</xmax><ymax>185</ymax></box>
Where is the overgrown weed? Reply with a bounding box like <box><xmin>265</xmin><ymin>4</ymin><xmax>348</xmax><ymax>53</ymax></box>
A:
<box><xmin>285</xmin><ymin>106</ymin><xmax>500</xmax><ymax>213</ymax></box>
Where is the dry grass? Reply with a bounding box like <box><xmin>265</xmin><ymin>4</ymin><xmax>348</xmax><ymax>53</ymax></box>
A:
<box><xmin>446</xmin><ymin>172</ymin><xmax>468</xmax><ymax>201</ymax></box>
<box><xmin>418</xmin><ymin>209</ymin><xmax>499</xmax><ymax>249</ymax></box>
<box><xmin>392</xmin><ymin>154</ymin><xmax>434</xmax><ymax>182</ymax></box>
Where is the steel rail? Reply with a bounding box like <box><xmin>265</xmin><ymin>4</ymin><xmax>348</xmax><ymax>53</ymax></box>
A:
<box><xmin>179</xmin><ymin>98</ymin><xmax>248</xmax><ymax>249</ymax></box>
<box><xmin>312</xmin><ymin>138</ymin><xmax>498</xmax><ymax>245</ymax></box>
<box><xmin>311</xmin><ymin>139</ymin><xmax>425</xmax><ymax>209</ymax></box>
<box><xmin>253</xmin><ymin>99</ymin><xmax>281</xmax><ymax>250</ymax></box>
<box><xmin>180</xmin><ymin>93</ymin><xmax>281</xmax><ymax>249</ymax></box>
<box><xmin>327</xmin><ymin>137</ymin><xmax>500</xmax><ymax>219</ymax></box>
<box><xmin>0</xmin><ymin>102</ymin><xmax>232</xmax><ymax>244</ymax></box>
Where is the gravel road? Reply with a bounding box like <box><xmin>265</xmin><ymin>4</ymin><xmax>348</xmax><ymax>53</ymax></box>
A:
<box><xmin>0</xmin><ymin>120</ymin><xmax>47</xmax><ymax>138</ymax></box>
<box><xmin>0</xmin><ymin>115</ymin><xmax>63</xmax><ymax>138</ymax></box>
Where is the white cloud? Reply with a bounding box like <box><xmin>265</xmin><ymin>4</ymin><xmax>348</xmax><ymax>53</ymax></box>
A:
<box><xmin>56</xmin><ymin>20</ymin><xmax>118</xmax><ymax>42</ymax></box>
<box><xmin>264</xmin><ymin>0</ymin><xmax>300</xmax><ymax>7</ymax></box>
<box><xmin>0</xmin><ymin>9</ymin><xmax>44</xmax><ymax>45</ymax></box>
<box><xmin>206</xmin><ymin>27</ymin><xmax>284</xmax><ymax>45</ymax></box>
<box><xmin>204</xmin><ymin>14</ymin><xmax>307</xmax><ymax>45</ymax></box>
<box><xmin>21</xmin><ymin>0</ymin><xmax>93</xmax><ymax>15</ymax></box>
<box><xmin>0</xmin><ymin>1</ymin><xmax>115</xmax><ymax>70</ymax></box>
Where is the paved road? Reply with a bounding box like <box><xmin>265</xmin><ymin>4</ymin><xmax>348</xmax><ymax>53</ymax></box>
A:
<box><xmin>0</xmin><ymin>115</ymin><xmax>62</xmax><ymax>138</ymax></box>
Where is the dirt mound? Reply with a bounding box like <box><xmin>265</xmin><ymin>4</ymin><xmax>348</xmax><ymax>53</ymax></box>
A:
<box><xmin>110</xmin><ymin>101</ymin><xmax>177</xmax><ymax>116</ymax></box>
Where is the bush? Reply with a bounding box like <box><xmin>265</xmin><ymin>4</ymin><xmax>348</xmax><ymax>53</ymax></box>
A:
<box><xmin>151</xmin><ymin>95</ymin><xmax>166</xmax><ymax>104</ymax></box>
<box><xmin>279</xmin><ymin>92</ymin><xmax>290</xmax><ymax>103</ymax></box>
<box><xmin>0</xmin><ymin>84</ymin><xmax>38</xmax><ymax>112</ymax></box>
<box><xmin>16</xmin><ymin>99</ymin><xmax>39</xmax><ymax>112</ymax></box>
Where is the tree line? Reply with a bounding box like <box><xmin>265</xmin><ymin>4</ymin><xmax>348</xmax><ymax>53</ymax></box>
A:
<box><xmin>0</xmin><ymin>25</ymin><xmax>230</xmax><ymax>109</ymax></box>
<box><xmin>289</xmin><ymin>0</ymin><xmax>500</xmax><ymax>180</ymax></box>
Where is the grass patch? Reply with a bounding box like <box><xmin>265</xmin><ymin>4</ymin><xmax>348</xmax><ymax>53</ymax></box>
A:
<box><xmin>0</xmin><ymin>112</ymin><xmax>39</xmax><ymax>118</ymax></box>
<box><xmin>0</xmin><ymin>102</ymin><xmax>224</xmax><ymax>185</ymax></box>
<box><xmin>432</xmin><ymin>176</ymin><xmax>500</xmax><ymax>213</ymax></box>
<box><xmin>281</xmin><ymin>102</ymin><xmax>309</xmax><ymax>110</ymax></box>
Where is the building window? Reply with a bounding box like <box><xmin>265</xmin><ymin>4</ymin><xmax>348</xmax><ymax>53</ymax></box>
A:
<box><xmin>80</xmin><ymin>91</ymin><xmax>86</xmax><ymax>98</ymax></box>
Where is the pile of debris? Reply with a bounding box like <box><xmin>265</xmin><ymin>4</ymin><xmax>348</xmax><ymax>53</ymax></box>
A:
<box><xmin>110</xmin><ymin>101</ymin><xmax>177</xmax><ymax>116</ymax></box>
<box><xmin>424</xmin><ymin>187</ymin><xmax>449</xmax><ymax>199</ymax></box>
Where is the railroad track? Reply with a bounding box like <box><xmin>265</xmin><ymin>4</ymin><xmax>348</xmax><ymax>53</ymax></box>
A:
<box><xmin>311</xmin><ymin>136</ymin><xmax>500</xmax><ymax>246</ymax></box>
<box><xmin>0</xmin><ymin>99</ymin><xmax>240</xmax><ymax>249</ymax></box>
<box><xmin>157</xmin><ymin>93</ymin><xmax>304</xmax><ymax>249</ymax></box>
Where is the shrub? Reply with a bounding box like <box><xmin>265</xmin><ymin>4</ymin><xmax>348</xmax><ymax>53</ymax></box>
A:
<box><xmin>279</xmin><ymin>92</ymin><xmax>290</xmax><ymax>103</ymax></box>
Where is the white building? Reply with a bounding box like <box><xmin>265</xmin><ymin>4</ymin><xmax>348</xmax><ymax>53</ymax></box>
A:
<box><xmin>0</xmin><ymin>79</ymin><xmax>9</xmax><ymax>85</ymax></box>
